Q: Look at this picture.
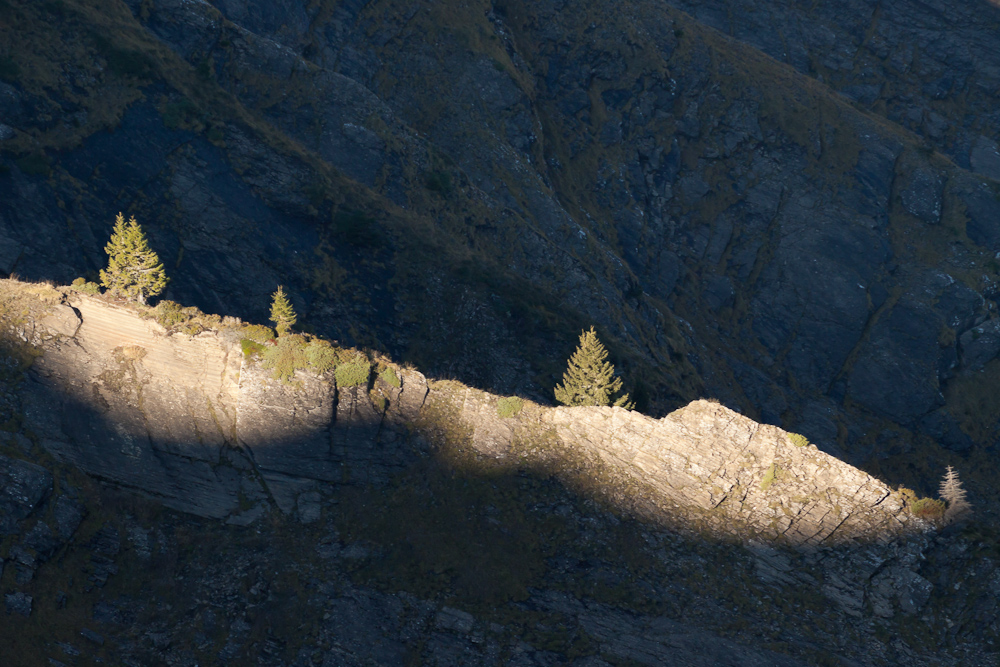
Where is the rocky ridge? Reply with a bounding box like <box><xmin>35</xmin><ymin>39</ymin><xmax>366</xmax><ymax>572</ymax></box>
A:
<box><xmin>6</xmin><ymin>0</ymin><xmax>1000</xmax><ymax>499</ymax></box>
<box><xmin>16</xmin><ymin>284</ymin><xmax>927</xmax><ymax>547</ymax></box>
<box><xmin>1</xmin><ymin>281</ymin><xmax>995</xmax><ymax>665</ymax></box>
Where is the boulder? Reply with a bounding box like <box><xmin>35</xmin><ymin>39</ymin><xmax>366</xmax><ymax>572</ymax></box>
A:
<box><xmin>40</xmin><ymin>304</ymin><xmax>81</xmax><ymax>338</ymax></box>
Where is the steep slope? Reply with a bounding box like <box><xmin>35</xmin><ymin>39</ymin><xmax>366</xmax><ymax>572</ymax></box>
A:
<box><xmin>2</xmin><ymin>279</ymin><xmax>998</xmax><ymax>665</ymax></box>
<box><xmin>2</xmin><ymin>0</ymin><xmax>1000</xmax><ymax>508</ymax></box>
<box><xmin>11</xmin><ymin>280</ymin><xmax>923</xmax><ymax>546</ymax></box>
<box><xmin>663</xmin><ymin>0</ymin><xmax>1000</xmax><ymax>175</ymax></box>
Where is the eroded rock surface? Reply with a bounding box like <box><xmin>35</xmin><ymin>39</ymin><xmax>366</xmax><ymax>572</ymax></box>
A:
<box><xmin>20</xmin><ymin>292</ymin><xmax>924</xmax><ymax>550</ymax></box>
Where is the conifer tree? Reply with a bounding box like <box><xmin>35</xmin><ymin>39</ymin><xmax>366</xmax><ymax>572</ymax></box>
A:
<box><xmin>99</xmin><ymin>212</ymin><xmax>168</xmax><ymax>305</ymax></box>
<box><xmin>554</xmin><ymin>326</ymin><xmax>632</xmax><ymax>409</ymax></box>
<box><xmin>270</xmin><ymin>285</ymin><xmax>297</xmax><ymax>336</ymax></box>
<box><xmin>939</xmin><ymin>465</ymin><xmax>972</xmax><ymax>524</ymax></box>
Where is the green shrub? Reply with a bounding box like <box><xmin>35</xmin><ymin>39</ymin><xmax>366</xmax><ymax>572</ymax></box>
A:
<box><xmin>70</xmin><ymin>277</ymin><xmax>101</xmax><ymax>295</ymax></box>
<box><xmin>152</xmin><ymin>300</ymin><xmax>190</xmax><ymax>328</ymax></box>
<box><xmin>497</xmin><ymin>396</ymin><xmax>524</xmax><ymax>418</ymax></box>
<box><xmin>380</xmin><ymin>366</ymin><xmax>401</xmax><ymax>388</ymax></box>
<box><xmin>240</xmin><ymin>338</ymin><xmax>265</xmax><ymax>359</ymax></box>
<box><xmin>788</xmin><ymin>433</ymin><xmax>809</xmax><ymax>448</ymax></box>
<box><xmin>910</xmin><ymin>498</ymin><xmax>946</xmax><ymax>521</ymax></box>
<box><xmin>241</xmin><ymin>324</ymin><xmax>275</xmax><ymax>344</ymax></box>
<box><xmin>178</xmin><ymin>321</ymin><xmax>204</xmax><ymax>336</ymax></box>
<box><xmin>371</xmin><ymin>392</ymin><xmax>387</xmax><ymax>412</ymax></box>
<box><xmin>261</xmin><ymin>335</ymin><xmax>308</xmax><ymax>382</ymax></box>
<box><xmin>306</xmin><ymin>340</ymin><xmax>337</xmax><ymax>373</ymax></box>
<box><xmin>336</xmin><ymin>359</ymin><xmax>371</xmax><ymax>388</ymax></box>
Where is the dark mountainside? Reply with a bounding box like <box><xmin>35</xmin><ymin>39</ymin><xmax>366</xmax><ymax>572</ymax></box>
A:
<box><xmin>1</xmin><ymin>0</ymin><xmax>1000</xmax><ymax>664</ymax></box>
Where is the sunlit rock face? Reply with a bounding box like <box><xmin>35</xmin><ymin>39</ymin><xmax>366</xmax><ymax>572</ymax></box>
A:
<box><xmin>546</xmin><ymin>401</ymin><xmax>921</xmax><ymax>545</ymax></box>
<box><xmin>22</xmin><ymin>294</ymin><xmax>429</xmax><ymax>524</ymax></box>
<box><xmin>21</xmin><ymin>291</ymin><xmax>925</xmax><ymax>545</ymax></box>
<box><xmin>418</xmin><ymin>384</ymin><xmax>927</xmax><ymax>546</ymax></box>
<box><xmin>6</xmin><ymin>0</ymin><xmax>1000</xmax><ymax>474</ymax></box>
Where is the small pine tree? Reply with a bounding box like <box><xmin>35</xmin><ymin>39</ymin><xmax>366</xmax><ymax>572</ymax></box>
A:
<box><xmin>99</xmin><ymin>212</ymin><xmax>168</xmax><ymax>304</ymax></box>
<box><xmin>269</xmin><ymin>285</ymin><xmax>297</xmax><ymax>336</ymax></box>
<box><xmin>554</xmin><ymin>326</ymin><xmax>632</xmax><ymax>409</ymax></box>
<box><xmin>939</xmin><ymin>465</ymin><xmax>972</xmax><ymax>524</ymax></box>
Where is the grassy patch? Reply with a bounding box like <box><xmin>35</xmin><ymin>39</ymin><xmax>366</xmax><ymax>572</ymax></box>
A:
<box><xmin>497</xmin><ymin>396</ymin><xmax>524</xmax><ymax>418</ymax></box>
<box><xmin>910</xmin><ymin>497</ymin><xmax>945</xmax><ymax>521</ymax></box>
<box><xmin>241</xmin><ymin>323</ymin><xmax>275</xmax><ymax>343</ymax></box>
<box><xmin>261</xmin><ymin>334</ymin><xmax>309</xmax><ymax>383</ymax></box>
<box><xmin>241</xmin><ymin>338</ymin><xmax>265</xmax><ymax>358</ymax></box>
<box><xmin>787</xmin><ymin>433</ymin><xmax>809</xmax><ymax>448</ymax></box>
<box><xmin>759</xmin><ymin>463</ymin><xmax>777</xmax><ymax>491</ymax></box>
<box><xmin>380</xmin><ymin>366</ymin><xmax>401</xmax><ymax>388</ymax></box>
<box><xmin>335</xmin><ymin>358</ymin><xmax>371</xmax><ymax>388</ymax></box>
<box><xmin>305</xmin><ymin>339</ymin><xmax>337</xmax><ymax>373</ymax></box>
<box><xmin>70</xmin><ymin>277</ymin><xmax>100</xmax><ymax>295</ymax></box>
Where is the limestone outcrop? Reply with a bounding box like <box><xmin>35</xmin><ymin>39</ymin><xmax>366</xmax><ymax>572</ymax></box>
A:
<box><xmin>423</xmin><ymin>383</ymin><xmax>926</xmax><ymax>546</ymax></box>
<box><xmin>19</xmin><ymin>289</ymin><xmax>926</xmax><ymax>547</ymax></box>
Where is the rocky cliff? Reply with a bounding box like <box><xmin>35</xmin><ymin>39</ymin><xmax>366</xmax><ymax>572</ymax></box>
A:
<box><xmin>16</xmin><ymin>284</ymin><xmax>926</xmax><ymax>547</ymax></box>
<box><xmin>2</xmin><ymin>280</ymin><xmax>997</xmax><ymax>665</ymax></box>
<box><xmin>4</xmin><ymin>0</ymin><xmax>1000</xmax><ymax>513</ymax></box>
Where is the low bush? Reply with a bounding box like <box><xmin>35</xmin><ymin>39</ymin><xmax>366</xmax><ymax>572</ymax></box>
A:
<box><xmin>70</xmin><ymin>277</ymin><xmax>101</xmax><ymax>295</ymax></box>
<box><xmin>262</xmin><ymin>334</ymin><xmax>308</xmax><ymax>383</ymax></box>
<box><xmin>910</xmin><ymin>497</ymin><xmax>946</xmax><ymax>521</ymax></box>
<box><xmin>306</xmin><ymin>340</ymin><xmax>337</xmax><ymax>373</ymax></box>
<box><xmin>241</xmin><ymin>324</ymin><xmax>275</xmax><ymax>344</ymax></box>
<box><xmin>497</xmin><ymin>396</ymin><xmax>524</xmax><ymax>418</ymax></box>
<box><xmin>240</xmin><ymin>338</ymin><xmax>264</xmax><ymax>359</ymax></box>
<box><xmin>380</xmin><ymin>366</ymin><xmax>401</xmax><ymax>388</ymax></box>
<box><xmin>336</xmin><ymin>358</ymin><xmax>371</xmax><ymax>388</ymax></box>
<box><xmin>151</xmin><ymin>300</ymin><xmax>190</xmax><ymax>328</ymax></box>
<box><xmin>788</xmin><ymin>433</ymin><xmax>809</xmax><ymax>448</ymax></box>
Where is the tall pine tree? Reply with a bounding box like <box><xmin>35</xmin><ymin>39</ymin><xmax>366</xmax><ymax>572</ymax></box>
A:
<box><xmin>939</xmin><ymin>465</ymin><xmax>972</xmax><ymax>524</ymax></box>
<box><xmin>554</xmin><ymin>326</ymin><xmax>632</xmax><ymax>408</ymax></box>
<box><xmin>270</xmin><ymin>285</ymin><xmax>297</xmax><ymax>336</ymax></box>
<box><xmin>99</xmin><ymin>213</ymin><xmax>168</xmax><ymax>305</ymax></box>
